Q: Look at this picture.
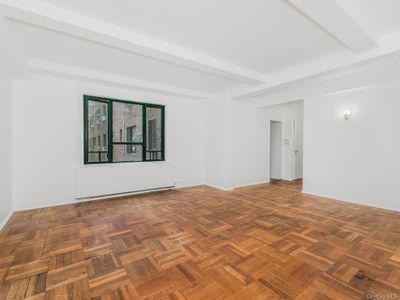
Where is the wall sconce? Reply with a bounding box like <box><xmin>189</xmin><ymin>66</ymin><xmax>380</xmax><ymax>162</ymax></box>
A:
<box><xmin>343</xmin><ymin>110</ymin><xmax>352</xmax><ymax>120</ymax></box>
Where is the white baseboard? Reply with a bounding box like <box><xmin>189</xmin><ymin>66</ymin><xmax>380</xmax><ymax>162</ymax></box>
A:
<box><xmin>301</xmin><ymin>190</ymin><xmax>400</xmax><ymax>213</ymax></box>
<box><xmin>174</xmin><ymin>178</ymin><xmax>206</xmax><ymax>188</ymax></box>
<box><xmin>204</xmin><ymin>180</ymin><xmax>272</xmax><ymax>191</ymax></box>
<box><xmin>0</xmin><ymin>210</ymin><xmax>14</xmax><ymax>231</ymax></box>
<box><xmin>205</xmin><ymin>184</ymin><xmax>234</xmax><ymax>191</ymax></box>
<box><xmin>234</xmin><ymin>180</ymin><xmax>270</xmax><ymax>189</ymax></box>
<box><xmin>201</xmin><ymin>178</ymin><xmax>234</xmax><ymax>191</ymax></box>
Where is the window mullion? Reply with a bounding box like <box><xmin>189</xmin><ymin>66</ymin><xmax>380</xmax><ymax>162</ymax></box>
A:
<box><xmin>162</xmin><ymin>106</ymin><xmax>165</xmax><ymax>161</ymax></box>
<box><xmin>142</xmin><ymin>104</ymin><xmax>147</xmax><ymax>161</ymax></box>
<box><xmin>83</xmin><ymin>97</ymin><xmax>88</xmax><ymax>164</ymax></box>
<box><xmin>108</xmin><ymin>100</ymin><xmax>113</xmax><ymax>163</ymax></box>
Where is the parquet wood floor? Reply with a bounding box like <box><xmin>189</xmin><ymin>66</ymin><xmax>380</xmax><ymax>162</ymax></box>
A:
<box><xmin>1</xmin><ymin>181</ymin><xmax>400</xmax><ymax>299</ymax></box>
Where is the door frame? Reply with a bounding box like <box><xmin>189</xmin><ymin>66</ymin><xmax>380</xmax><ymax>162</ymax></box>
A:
<box><xmin>269</xmin><ymin>120</ymin><xmax>283</xmax><ymax>180</ymax></box>
<box><xmin>292</xmin><ymin>121</ymin><xmax>303</xmax><ymax>180</ymax></box>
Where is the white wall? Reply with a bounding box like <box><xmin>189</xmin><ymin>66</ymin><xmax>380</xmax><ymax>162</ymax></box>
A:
<box><xmin>303</xmin><ymin>83</ymin><xmax>400</xmax><ymax>211</ymax></box>
<box><xmin>232</xmin><ymin>64</ymin><xmax>400</xmax><ymax>211</ymax></box>
<box><xmin>204</xmin><ymin>99</ymin><xmax>235</xmax><ymax>190</ymax></box>
<box><xmin>0</xmin><ymin>70</ymin><xmax>13</xmax><ymax>227</ymax></box>
<box><xmin>8</xmin><ymin>64</ymin><xmax>400</xmax><ymax>213</ymax></box>
<box><xmin>233</xmin><ymin>102</ymin><xmax>269</xmax><ymax>188</ymax></box>
<box><xmin>12</xmin><ymin>74</ymin><xmax>205</xmax><ymax>210</ymax></box>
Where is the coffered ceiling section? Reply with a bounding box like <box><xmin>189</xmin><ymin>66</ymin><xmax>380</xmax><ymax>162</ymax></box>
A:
<box><xmin>336</xmin><ymin>0</ymin><xmax>400</xmax><ymax>36</ymax></box>
<box><xmin>2</xmin><ymin>0</ymin><xmax>400</xmax><ymax>99</ymax></box>
<box><xmin>8</xmin><ymin>21</ymin><xmax>241</xmax><ymax>94</ymax></box>
<box><xmin>40</xmin><ymin>0</ymin><xmax>344</xmax><ymax>73</ymax></box>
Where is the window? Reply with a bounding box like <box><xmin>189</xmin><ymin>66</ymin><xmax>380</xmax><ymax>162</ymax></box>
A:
<box><xmin>84</xmin><ymin>95</ymin><xmax>165</xmax><ymax>164</ymax></box>
<box><xmin>126</xmin><ymin>125</ymin><xmax>137</xmax><ymax>154</ymax></box>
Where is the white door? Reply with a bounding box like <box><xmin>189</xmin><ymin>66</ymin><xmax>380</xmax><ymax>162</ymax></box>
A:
<box><xmin>270</xmin><ymin>121</ymin><xmax>282</xmax><ymax>179</ymax></box>
<box><xmin>293</xmin><ymin>121</ymin><xmax>303</xmax><ymax>180</ymax></box>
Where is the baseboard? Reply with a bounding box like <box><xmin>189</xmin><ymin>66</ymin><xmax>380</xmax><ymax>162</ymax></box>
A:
<box><xmin>301</xmin><ymin>190</ymin><xmax>400</xmax><ymax>213</ymax></box>
<box><xmin>174</xmin><ymin>178</ymin><xmax>206</xmax><ymax>188</ymax></box>
<box><xmin>205</xmin><ymin>184</ymin><xmax>234</xmax><ymax>191</ymax></box>
<box><xmin>204</xmin><ymin>179</ymin><xmax>272</xmax><ymax>191</ymax></box>
<box><xmin>234</xmin><ymin>180</ymin><xmax>270</xmax><ymax>189</ymax></box>
<box><xmin>0</xmin><ymin>210</ymin><xmax>14</xmax><ymax>231</ymax></box>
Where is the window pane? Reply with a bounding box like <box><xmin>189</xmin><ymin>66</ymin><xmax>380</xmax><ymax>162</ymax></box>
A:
<box><xmin>146</xmin><ymin>107</ymin><xmax>163</xmax><ymax>160</ymax></box>
<box><xmin>113</xmin><ymin>102</ymin><xmax>143</xmax><ymax>143</ymax></box>
<box><xmin>113</xmin><ymin>145</ymin><xmax>143</xmax><ymax>162</ymax></box>
<box><xmin>87</xmin><ymin>100</ymin><xmax>109</xmax><ymax>162</ymax></box>
<box><xmin>88</xmin><ymin>152</ymin><xmax>98</xmax><ymax>163</ymax></box>
<box><xmin>146</xmin><ymin>151</ymin><xmax>163</xmax><ymax>161</ymax></box>
<box><xmin>88</xmin><ymin>152</ymin><xmax>109</xmax><ymax>163</ymax></box>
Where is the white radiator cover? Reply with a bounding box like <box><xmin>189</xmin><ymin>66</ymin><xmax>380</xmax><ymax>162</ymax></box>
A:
<box><xmin>75</xmin><ymin>161</ymin><xmax>175</xmax><ymax>199</ymax></box>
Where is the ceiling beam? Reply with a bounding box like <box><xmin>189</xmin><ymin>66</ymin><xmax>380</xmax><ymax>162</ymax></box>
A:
<box><xmin>0</xmin><ymin>15</ymin><xmax>27</xmax><ymax>78</ymax></box>
<box><xmin>28</xmin><ymin>58</ymin><xmax>218</xmax><ymax>101</ymax></box>
<box><xmin>286</xmin><ymin>0</ymin><xmax>378</xmax><ymax>53</ymax></box>
<box><xmin>0</xmin><ymin>0</ymin><xmax>267</xmax><ymax>84</ymax></box>
<box><xmin>227</xmin><ymin>29</ymin><xmax>400</xmax><ymax>99</ymax></box>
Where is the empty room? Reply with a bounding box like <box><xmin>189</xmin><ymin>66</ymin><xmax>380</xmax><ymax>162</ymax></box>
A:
<box><xmin>1</xmin><ymin>0</ymin><xmax>400</xmax><ymax>299</ymax></box>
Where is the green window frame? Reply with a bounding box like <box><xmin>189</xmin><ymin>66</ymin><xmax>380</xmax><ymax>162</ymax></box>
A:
<box><xmin>83</xmin><ymin>95</ymin><xmax>165</xmax><ymax>165</ymax></box>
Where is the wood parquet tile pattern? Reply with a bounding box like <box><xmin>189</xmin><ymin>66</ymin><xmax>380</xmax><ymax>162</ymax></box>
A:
<box><xmin>1</xmin><ymin>181</ymin><xmax>400</xmax><ymax>299</ymax></box>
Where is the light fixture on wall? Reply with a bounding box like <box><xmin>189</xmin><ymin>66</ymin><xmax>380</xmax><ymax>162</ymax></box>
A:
<box><xmin>343</xmin><ymin>110</ymin><xmax>352</xmax><ymax>120</ymax></box>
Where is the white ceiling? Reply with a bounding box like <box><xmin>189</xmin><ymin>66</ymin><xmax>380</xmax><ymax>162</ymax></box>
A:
<box><xmin>41</xmin><ymin>0</ymin><xmax>343</xmax><ymax>73</ymax></box>
<box><xmin>9</xmin><ymin>21</ymin><xmax>241</xmax><ymax>93</ymax></box>
<box><xmin>337</xmin><ymin>0</ymin><xmax>400</xmax><ymax>36</ymax></box>
<box><xmin>2</xmin><ymin>0</ymin><xmax>400</xmax><ymax>100</ymax></box>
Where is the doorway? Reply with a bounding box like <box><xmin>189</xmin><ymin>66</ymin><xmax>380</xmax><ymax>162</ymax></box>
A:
<box><xmin>270</xmin><ymin>121</ymin><xmax>282</xmax><ymax>180</ymax></box>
